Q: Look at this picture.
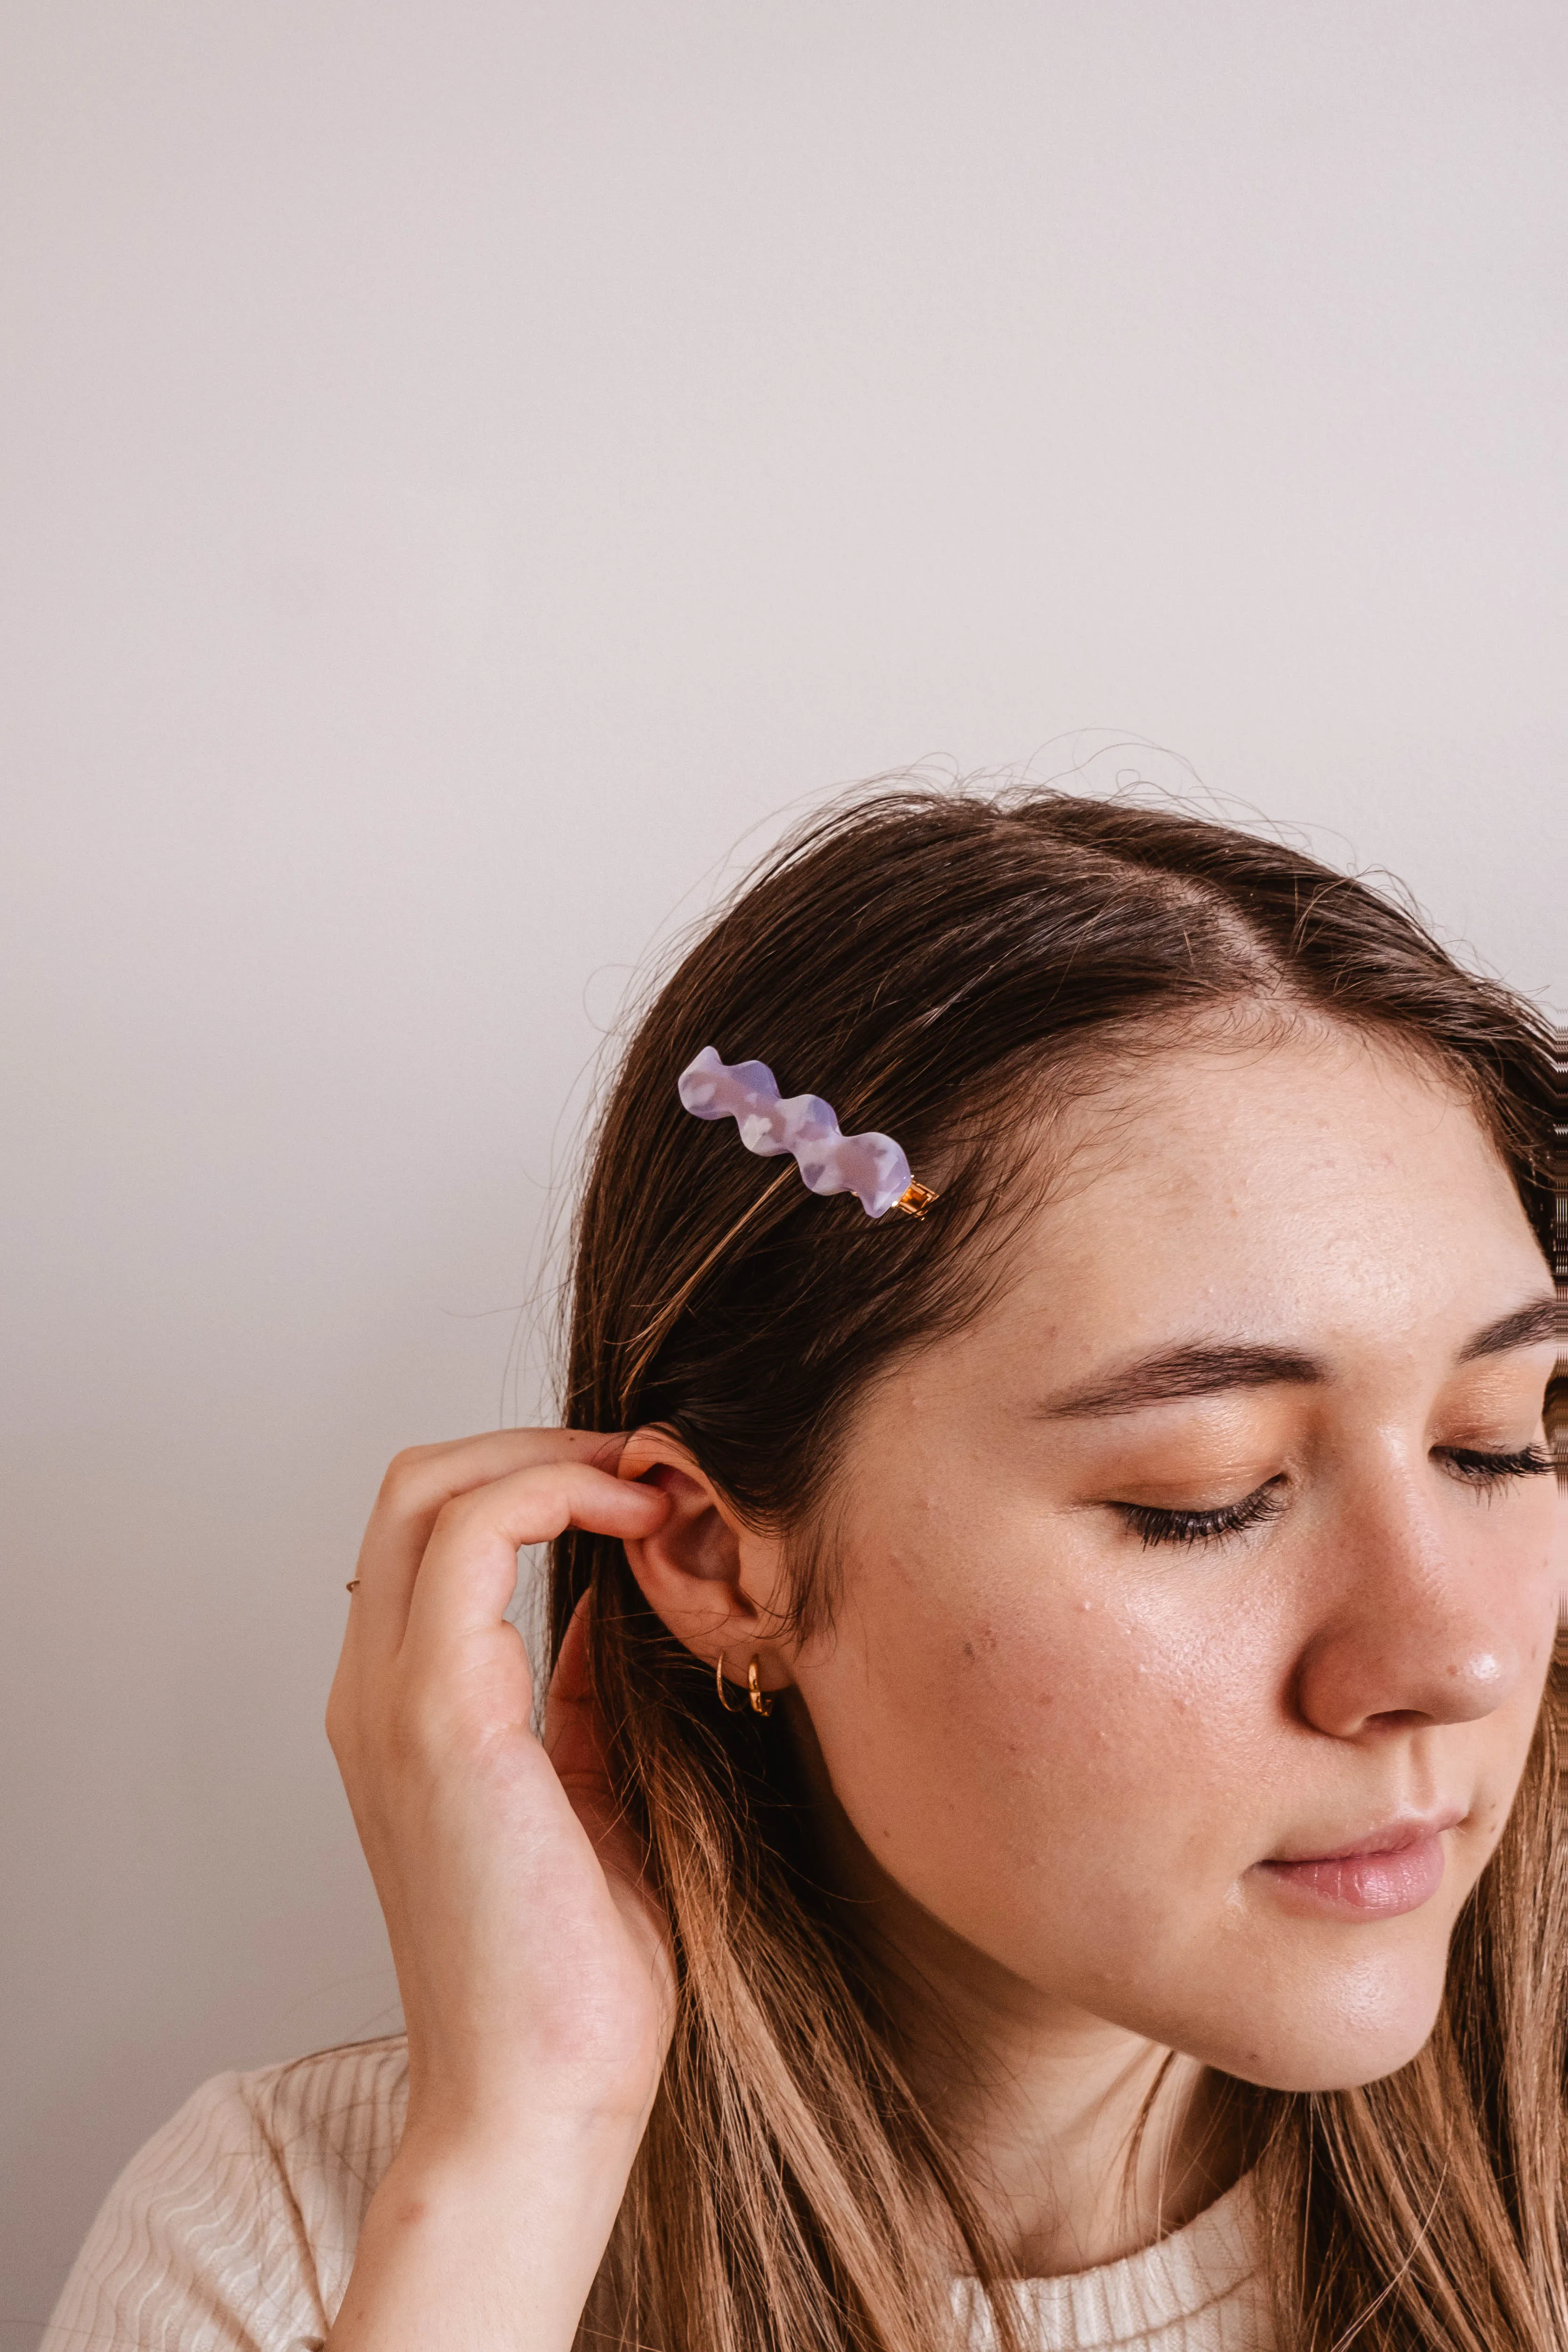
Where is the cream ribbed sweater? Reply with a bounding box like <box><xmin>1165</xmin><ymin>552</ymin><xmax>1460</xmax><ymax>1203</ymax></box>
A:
<box><xmin>42</xmin><ymin>2037</ymin><xmax>1275</xmax><ymax>2351</ymax></box>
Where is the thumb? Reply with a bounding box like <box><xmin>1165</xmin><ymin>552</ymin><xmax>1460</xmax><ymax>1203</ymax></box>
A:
<box><xmin>545</xmin><ymin>1594</ymin><xmax>668</xmax><ymax>1956</ymax></box>
<box><xmin>542</xmin><ymin>1593</ymin><xmax>634</xmax><ymax>1867</ymax></box>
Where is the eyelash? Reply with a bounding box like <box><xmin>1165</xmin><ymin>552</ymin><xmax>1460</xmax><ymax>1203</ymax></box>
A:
<box><xmin>1120</xmin><ymin>1448</ymin><xmax>1555</xmax><ymax>1549</ymax></box>
<box><xmin>1120</xmin><ymin>1482</ymin><xmax>1285</xmax><ymax>1550</ymax></box>
<box><xmin>1440</xmin><ymin>1445</ymin><xmax>1555</xmax><ymax>1490</ymax></box>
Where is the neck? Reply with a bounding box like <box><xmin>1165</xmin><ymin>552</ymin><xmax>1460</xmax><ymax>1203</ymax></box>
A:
<box><xmin>794</xmin><ymin>1725</ymin><xmax>1252</xmax><ymax>2276</ymax></box>
<box><xmin>877</xmin><ymin>1932</ymin><xmax>1249</xmax><ymax>2275</ymax></box>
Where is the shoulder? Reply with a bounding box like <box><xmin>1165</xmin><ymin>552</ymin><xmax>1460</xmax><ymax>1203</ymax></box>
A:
<box><xmin>42</xmin><ymin>2037</ymin><xmax>408</xmax><ymax>2352</ymax></box>
<box><xmin>239</xmin><ymin>2034</ymin><xmax>410</xmax><ymax>2285</ymax></box>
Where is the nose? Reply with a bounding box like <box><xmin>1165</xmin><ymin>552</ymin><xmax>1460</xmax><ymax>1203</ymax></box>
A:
<box><xmin>1292</xmin><ymin>1471</ymin><xmax>1531</xmax><ymax>1739</ymax></box>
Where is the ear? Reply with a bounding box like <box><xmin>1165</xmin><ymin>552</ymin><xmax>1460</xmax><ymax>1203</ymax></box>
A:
<box><xmin>617</xmin><ymin>1427</ymin><xmax>793</xmax><ymax>1696</ymax></box>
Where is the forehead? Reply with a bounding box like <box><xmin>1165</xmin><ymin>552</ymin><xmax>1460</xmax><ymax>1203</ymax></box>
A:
<box><xmin>963</xmin><ymin>1023</ymin><xmax>1537</xmax><ymax>1367</ymax></box>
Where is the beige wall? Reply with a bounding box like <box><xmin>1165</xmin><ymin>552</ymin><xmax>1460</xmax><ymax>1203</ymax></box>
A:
<box><xmin>1</xmin><ymin>3</ymin><xmax>1561</xmax><ymax>2339</ymax></box>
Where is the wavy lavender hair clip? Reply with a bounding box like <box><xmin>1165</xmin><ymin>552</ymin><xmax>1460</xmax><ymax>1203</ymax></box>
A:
<box><xmin>677</xmin><ymin>1046</ymin><xmax>938</xmax><ymax>1220</ymax></box>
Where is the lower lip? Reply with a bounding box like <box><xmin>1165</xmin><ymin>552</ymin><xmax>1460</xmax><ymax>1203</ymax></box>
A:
<box><xmin>1256</xmin><ymin>1833</ymin><xmax>1447</xmax><ymax>1919</ymax></box>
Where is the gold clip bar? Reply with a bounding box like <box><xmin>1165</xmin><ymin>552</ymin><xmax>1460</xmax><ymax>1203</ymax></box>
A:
<box><xmin>890</xmin><ymin>1180</ymin><xmax>939</xmax><ymax>1219</ymax></box>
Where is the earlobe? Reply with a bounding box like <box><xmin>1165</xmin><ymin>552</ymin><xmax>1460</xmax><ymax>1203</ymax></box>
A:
<box><xmin>616</xmin><ymin>1428</ymin><xmax>792</xmax><ymax>1693</ymax></box>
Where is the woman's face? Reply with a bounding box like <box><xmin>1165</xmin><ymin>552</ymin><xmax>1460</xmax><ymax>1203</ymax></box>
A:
<box><xmin>780</xmin><ymin>1025</ymin><xmax>1560</xmax><ymax>2093</ymax></box>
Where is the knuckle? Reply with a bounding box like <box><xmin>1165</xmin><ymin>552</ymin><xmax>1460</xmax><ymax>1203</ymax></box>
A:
<box><xmin>378</xmin><ymin>1446</ymin><xmax>435</xmax><ymax>1511</ymax></box>
<box><xmin>432</xmin><ymin>1486</ymin><xmax>491</xmax><ymax>1540</ymax></box>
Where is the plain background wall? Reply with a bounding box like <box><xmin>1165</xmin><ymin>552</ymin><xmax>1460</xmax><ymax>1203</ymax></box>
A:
<box><xmin>1</xmin><ymin>2</ymin><xmax>1562</xmax><ymax>2336</ymax></box>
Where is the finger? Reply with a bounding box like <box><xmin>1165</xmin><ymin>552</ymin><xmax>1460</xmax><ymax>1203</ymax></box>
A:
<box><xmin>351</xmin><ymin>1429</ymin><xmax>629</xmax><ymax>1648</ymax></box>
<box><xmin>400</xmin><ymin>1462</ymin><xmax>669</xmax><ymax>1671</ymax></box>
<box><xmin>385</xmin><ymin>1426</ymin><xmax>631</xmax><ymax>1510</ymax></box>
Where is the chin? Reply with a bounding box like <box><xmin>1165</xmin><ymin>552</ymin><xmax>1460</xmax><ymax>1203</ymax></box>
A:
<box><xmin>1184</xmin><ymin>1953</ymin><xmax>1451</xmax><ymax>2095</ymax></box>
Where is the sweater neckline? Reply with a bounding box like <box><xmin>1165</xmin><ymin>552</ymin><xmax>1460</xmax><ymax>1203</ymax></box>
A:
<box><xmin>955</xmin><ymin>2168</ymin><xmax>1262</xmax><ymax>2349</ymax></box>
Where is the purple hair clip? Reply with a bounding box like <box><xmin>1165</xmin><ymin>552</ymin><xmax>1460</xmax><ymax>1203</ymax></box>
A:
<box><xmin>677</xmin><ymin>1047</ymin><xmax>938</xmax><ymax>1220</ymax></box>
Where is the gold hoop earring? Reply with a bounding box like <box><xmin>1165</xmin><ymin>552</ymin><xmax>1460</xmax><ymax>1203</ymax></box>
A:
<box><xmin>716</xmin><ymin>1653</ymin><xmax>774</xmax><ymax>1717</ymax></box>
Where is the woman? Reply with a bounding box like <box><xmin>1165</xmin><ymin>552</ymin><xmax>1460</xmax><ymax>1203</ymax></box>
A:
<box><xmin>45</xmin><ymin>788</ymin><xmax>1563</xmax><ymax>2351</ymax></box>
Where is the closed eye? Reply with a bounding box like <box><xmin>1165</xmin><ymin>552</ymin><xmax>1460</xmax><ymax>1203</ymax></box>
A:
<box><xmin>1438</xmin><ymin>1446</ymin><xmax>1553</xmax><ymax>1491</ymax></box>
<box><xmin>1115</xmin><ymin>1447</ymin><xmax>1553</xmax><ymax>1550</ymax></box>
<box><xmin>1117</xmin><ymin>1478</ymin><xmax>1287</xmax><ymax>1550</ymax></box>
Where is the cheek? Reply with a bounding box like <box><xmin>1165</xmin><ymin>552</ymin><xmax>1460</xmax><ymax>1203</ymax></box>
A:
<box><xmin>804</xmin><ymin>1525</ymin><xmax>1281</xmax><ymax>1929</ymax></box>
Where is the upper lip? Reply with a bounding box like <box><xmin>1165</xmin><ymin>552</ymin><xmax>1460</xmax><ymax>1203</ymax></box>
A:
<box><xmin>1263</xmin><ymin>1807</ymin><xmax>1466</xmax><ymax>1865</ymax></box>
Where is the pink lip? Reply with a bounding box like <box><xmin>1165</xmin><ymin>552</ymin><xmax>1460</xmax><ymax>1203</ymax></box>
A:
<box><xmin>1255</xmin><ymin>1811</ymin><xmax>1463</xmax><ymax>1920</ymax></box>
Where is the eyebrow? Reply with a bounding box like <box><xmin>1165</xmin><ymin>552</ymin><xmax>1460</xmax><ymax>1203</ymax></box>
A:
<box><xmin>1039</xmin><ymin>1296</ymin><xmax>1560</xmax><ymax>1422</ymax></box>
<box><xmin>1039</xmin><ymin>1342</ymin><xmax>1324</xmax><ymax>1420</ymax></box>
<box><xmin>1455</xmin><ymin>1297</ymin><xmax>1559</xmax><ymax>1363</ymax></box>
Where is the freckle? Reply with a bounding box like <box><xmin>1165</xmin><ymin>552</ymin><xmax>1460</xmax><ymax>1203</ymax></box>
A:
<box><xmin>962</xmin><ymin>1641</ymin><xmax>976</xmax><ymax>1663</ymax></box>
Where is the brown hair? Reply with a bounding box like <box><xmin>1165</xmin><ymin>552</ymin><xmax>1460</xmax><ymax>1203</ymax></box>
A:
<box><xmin>550</xmin><ymin>785</ymin><xmax>1564</xmax><ymax>2351</ymax></box>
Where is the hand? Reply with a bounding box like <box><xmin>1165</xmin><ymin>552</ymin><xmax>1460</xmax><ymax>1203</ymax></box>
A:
<box><xmin>324</xmin><ymin>1429</ymin><xmax>674</xmax><ymax>2350</ymax></box>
